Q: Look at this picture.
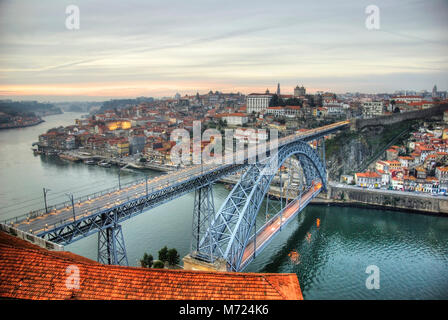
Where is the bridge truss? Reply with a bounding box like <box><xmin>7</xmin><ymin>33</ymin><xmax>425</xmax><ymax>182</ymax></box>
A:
<box><xmin>191</xmin><ymin>138</ymin><xmax>327</xmax><ymax>271</ymax></box>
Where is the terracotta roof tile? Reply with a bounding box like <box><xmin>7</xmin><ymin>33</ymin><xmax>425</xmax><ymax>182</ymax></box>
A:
<box><xmin>356</xmin><ymin>172</ymin><xmax>381</xmax><ymax>178</ymax></box>
<box><xmin>0</xmin><ymin>231</ymin><xmax>302</xmax><ymax>300</ymax></box>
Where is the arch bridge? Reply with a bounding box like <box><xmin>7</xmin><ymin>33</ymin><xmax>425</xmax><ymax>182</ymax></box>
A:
<box><xmin>4</xmin><ymin>121</ymin><xmax>349</xmax><ymax>271</ymax></box>
<box><xmin>190</xmin><ymin>138</ymin><xmax>327</xmax><ymax>271</ymax></box>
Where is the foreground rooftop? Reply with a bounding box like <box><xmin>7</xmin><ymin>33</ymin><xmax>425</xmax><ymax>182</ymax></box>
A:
<box><xmin>0</xmin><ymin>231</ymin><xmax>302</xmax><ymax>300</ymax></box>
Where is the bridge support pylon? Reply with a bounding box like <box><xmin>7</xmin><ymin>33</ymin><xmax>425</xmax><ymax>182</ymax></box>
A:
<box><xmin>183</xmin><ymin>254</ymin><xmax>227</xmax><ymax>272</ymax></box>
<box><xmin>190</xmin><ymin>183</ymin><xmax>215</xmax><ymax>263</ymax></box>
<box><xmin>97</xmin><ymin>223</ymin><xmax>128</xmax><ymax>266</ymax></box>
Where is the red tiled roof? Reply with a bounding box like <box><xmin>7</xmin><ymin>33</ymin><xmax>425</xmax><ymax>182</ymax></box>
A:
<box><xmin>385</xmin><ymin>160</ymin><xmax>401</xmax><ymax>165</ymax></box>
<box><xmin>216</xmin><ymin>113</ymin><xmax>247</xmax><ymax>118</ymax></box>
<box><xmin>0</xmin><ymin>231</ymin><xmax>302</xmax><ymax>300</ymax></box>
<box><xmin>355</xmin><ymin>172</ymin><xmax>381</xmax><ymax>178</ymax></box>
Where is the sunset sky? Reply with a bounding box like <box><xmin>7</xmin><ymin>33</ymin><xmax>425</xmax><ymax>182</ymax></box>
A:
<box><xmin>0</xmin><ymin>0</ymin><xmax>447</xmax><ymax>101</ymax></box>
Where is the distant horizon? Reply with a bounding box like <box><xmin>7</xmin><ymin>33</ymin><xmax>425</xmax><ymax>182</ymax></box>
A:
<box><xmin>0</xmin><ymin>84</ymin><xmax>445</xmax><ymax>103</ymax></box>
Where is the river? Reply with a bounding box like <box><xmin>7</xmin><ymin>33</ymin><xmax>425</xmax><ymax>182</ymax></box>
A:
<box><xmin>0</xmin><ymin>112</ymin><xmax>447</xmax><ymax>299</ymax></box>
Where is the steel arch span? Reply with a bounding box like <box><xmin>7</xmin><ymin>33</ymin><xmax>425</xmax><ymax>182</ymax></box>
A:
<box><xmin>195</xmin><ymin>140</ymin><xmax>326</xmax><ymax>271</ymax></box>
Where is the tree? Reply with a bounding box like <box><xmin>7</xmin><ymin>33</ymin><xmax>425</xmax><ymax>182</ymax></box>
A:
<box><xmin>158</xmin><ymin>246</ymin><xmax>169</xmax><ymax>262</ymax></box>
<box><xmin>390</xmin><ymin>99</ymin><xmax>396</xmax><ymax>108</ymax></box>
<box><xmin>284</xmin><ymin>98</ymin><xmax>302</xmax><ymax>106</ymax></box>
<box><xmin>167</xmin><ymin>248</ymin><xmax>180</xmax><ymax>266</ymax></box>
<box><xmin>152</xmin><ymin>260</ymin><xmax>165</xmax><ymax>268</ymax></box>
<box><xmin>269</xmin><ymin>94</ymin><xmax>286</xmax><ymax>107</ymax></box>
<box><xmin>140</xmin><ymin>252</ymin><xmax>153</xmax><ymax>268</ymax></box>
<box><xmin>393</xmin><ymin>106</ymin><xmax>400</xmax><ymax>113</ymax></box>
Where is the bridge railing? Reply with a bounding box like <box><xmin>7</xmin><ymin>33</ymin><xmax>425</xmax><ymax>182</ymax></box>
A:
<box><xmin>2</xmin><ymin>161</ymin><xmax>221</xmax><ymax>227</ymax></box>
<box><xmin>2</xmin><ymin>176</ymin><xmax>147</xmax><ymax>225</ymax></box>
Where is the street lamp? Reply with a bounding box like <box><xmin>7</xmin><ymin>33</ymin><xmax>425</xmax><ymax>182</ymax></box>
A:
<box><xmin>66</xmin><ymin>193</ymin><xmax>76</xmax><ymax>221</ymax></box>
<box><xmin>43</xmin><ymin>188</ymin><xmax>51</xmax><ymax>214</ymax></box>
<box><xmin>145</xmin><ymin>174</ymin><xmax>148</xmax><ymax>196</ymax></box>
<box><xmin>118</xmin><ymin>167</ymin><xmax>121</xmax><ymax>190</ymax></box>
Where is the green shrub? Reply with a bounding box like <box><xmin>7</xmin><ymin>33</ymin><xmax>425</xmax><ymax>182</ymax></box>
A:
<box><xmin>167</xmin><ymin>248</ymin><xmax>180</xmax><ymax>266</ymax></box>
<box><xmin>158</xmin><ymin>246</ymin><xmax>168</xmax><ymax>262</ymax></box>
<box><xmin>152</xmin><ymin>260</ymin><xmax>165</xmax><ymax>269</ymax></box>
<box><xmin>140</xmin><ymin>252</ymin><xmax>153</xmax><ymax>268</ymax></box>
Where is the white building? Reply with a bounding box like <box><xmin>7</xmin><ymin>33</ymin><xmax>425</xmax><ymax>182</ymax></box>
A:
<box><xmin>392</xmin><ymin>95</ymin><xmax>423</xmax><ymax>103</ymax></box>
<box><xmin>246</xmin><ymin>92</ymin><xmax>272</xmax><ymax>114</ymax></box>
<box><xmin>325</xmin><ymin>104</ymin><xmax>345</xmax><ymax>116</ymax></box>
<box><xmin>391</xmin><ymin>176</ymin><xmax>404</xmax><ymax>190</ymax></box>
<box><xmin>377</xmin><ymin>170</ymin><xmax>390</xmax><ymax>186</ymax></box>
<box><xmin>221</xmin><ymin>113</ymin><xmax>248</xmax><ymax>126</ymax></box>
<box><xmin>398</xmin><ymin>156</ymin><xmax>414</xmax><ymax>168</ymax></box>
<box><xmin>354</xmin><ymin>172</ymin><xmax>382</xmax><ymax>188</ymax></box>
<box><xmin>284</xmin><ymin>106</ymin><xmax>301</xmax><ymax>118</ymax></box>
<box><xmin>362</xmin><ymin>101</ymin><xmax>384</xmax><ymax>118</ymax></box>
<box><xmin>266</xmin><ymin>107</ymin><xmax>285</xmax><ymax>117</ymax></box>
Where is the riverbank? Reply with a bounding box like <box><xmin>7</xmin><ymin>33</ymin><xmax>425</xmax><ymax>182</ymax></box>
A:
<box><xmin>324</xmin><ymin>182</ymin><xmax>448</xmax><ymax>216</ymax></box>
<box><xmin>0</xmin><ymin>118</ymin><xmax>44</xmax><ymax>130</ymax></box>
<box><xmin>309</xmin><ymin>197</ymin><xmax>448</xmax><ymax>217</ymax></box>
<box><xmin>56</xmin><ymin>150</ymin><xmax>177</xmax><ymax>172</ymax></box>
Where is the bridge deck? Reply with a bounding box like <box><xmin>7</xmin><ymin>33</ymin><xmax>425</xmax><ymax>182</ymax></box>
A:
<box><xmin>11</xmin><ymin>162</ymin><xmax>221</xmax><ymax>235</ymax></box>
<box><xmin>239</xmin><ymin>183</ymin><xmax>322</xmax><ymax>270</ymax></box>
<box><xmin>6</xmin><ymin>121</ymin><xmax>348</xmax><ymax>240</ymax></box>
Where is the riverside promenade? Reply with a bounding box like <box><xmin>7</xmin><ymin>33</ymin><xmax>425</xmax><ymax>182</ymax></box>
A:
<box><xmin>314</xmin><ymin>182</ymin><xmax>448</xmax><ymax>215</ymax></box>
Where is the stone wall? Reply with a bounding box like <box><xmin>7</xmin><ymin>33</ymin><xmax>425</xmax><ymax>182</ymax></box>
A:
<box><xmin>351</xmin><ymin>104</ymin><xmax>448</xmax><ymax>131</ymax></box>
<box><xmin>327</xmin><ymin>184</ymin><xmax>448</xmax><ymax>215</ymax></box>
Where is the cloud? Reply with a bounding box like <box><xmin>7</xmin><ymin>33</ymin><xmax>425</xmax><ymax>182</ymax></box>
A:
<box><xmin>0</xmin><ymin>0</ymin><xmax>447</xmax><ymax>101</ymax></box>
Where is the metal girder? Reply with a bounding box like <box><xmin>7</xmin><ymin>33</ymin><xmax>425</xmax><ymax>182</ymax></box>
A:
<box><xmin>97</xmin><ymin>223</ymin><xmax>128</xmax><ymax>266</ymax></box>
<box><xmin>191</xmin><ymin>183</ymin><xmax>215</xmax><ymax>261</ymax></box>
<box><xmin>197</xmin><ymin>140</ymin><xmax>326</xmax><ymax>271</ymax></box>
<box><xmin>37</xmin><ymin>163</ymin><xmax>245</xmax><ymax>245</ymax></box>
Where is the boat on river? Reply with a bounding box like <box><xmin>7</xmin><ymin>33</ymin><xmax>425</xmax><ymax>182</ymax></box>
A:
<box><xmin>84</xmin><ymin>159</ymin><xmax>96</xmax><ymax>165</ymax></box>
<box><xmin>98</xmin><ymin>160</ymin><xmax>111</xmax><ymax>168</ymax></box>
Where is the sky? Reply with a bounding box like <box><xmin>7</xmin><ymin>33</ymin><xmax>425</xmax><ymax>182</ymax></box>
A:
<box><xmin>0</xmin><ymin>0</ymin><xmax>447</xmax><ymax>102</ymax></box>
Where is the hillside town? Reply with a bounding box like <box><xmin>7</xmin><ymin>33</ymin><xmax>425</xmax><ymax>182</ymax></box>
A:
<box><xmin>34</xmin><ymin>84</ymin><xmax>448</xmax><ymax>195</ymax></box>
<box><xmin>349</xmin><ymin>111</ymin><xmax>448</xmax><ymax>195</ymax></box>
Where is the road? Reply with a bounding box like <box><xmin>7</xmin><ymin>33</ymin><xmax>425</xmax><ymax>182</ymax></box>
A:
<box><xmin>240</xmin><ymin>182</ymin><xmax>322</xmax><ymax>268</ymax></box>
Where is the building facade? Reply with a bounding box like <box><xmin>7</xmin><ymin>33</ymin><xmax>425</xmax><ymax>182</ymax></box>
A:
<box><xmin>246</xmin><ymin>92</ymin><xmax>272</xmax><ymax>114</ymax></box>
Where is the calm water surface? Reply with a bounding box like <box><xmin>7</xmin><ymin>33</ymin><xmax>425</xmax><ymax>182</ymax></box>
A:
<box><xmin>0</xmin><ymin>112</ymin><xmax>447</xmax><ymax>299</ymax></box>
